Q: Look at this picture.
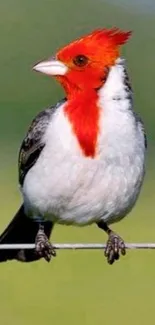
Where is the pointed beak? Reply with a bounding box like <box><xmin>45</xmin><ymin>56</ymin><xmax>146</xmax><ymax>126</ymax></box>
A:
<box><xmin>33</xmin><ymin>57</ymin><xmax>68</xmax><ymax>76</ymax></box>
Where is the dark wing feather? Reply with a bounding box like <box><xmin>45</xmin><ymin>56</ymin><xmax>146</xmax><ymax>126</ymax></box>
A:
<box><xmin>133</xmin><ymin>112</ymin><xmax>147</xmax><ymax>149</ymax></box>
<box><xmin>121</xmin><ymin>61</ymin><xmax>147</xmax><ymax>149</ymax></box>
<box><xmin>18</xmin><ymin>99</ymin><xmax>66</xmax><ymax>186</ymax></box>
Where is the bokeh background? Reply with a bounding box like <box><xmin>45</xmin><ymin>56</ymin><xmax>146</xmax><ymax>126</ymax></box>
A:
<box><xmin>0</xmin><ymin>0</ymin><xmax>155</xmax><ymax>324</ymax></box>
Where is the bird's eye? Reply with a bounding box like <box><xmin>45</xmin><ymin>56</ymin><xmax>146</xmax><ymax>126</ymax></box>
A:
<box><xmin>73</xmin><ymin>55</ymin><xmax>88</xmax><ymax>67</ymax></box>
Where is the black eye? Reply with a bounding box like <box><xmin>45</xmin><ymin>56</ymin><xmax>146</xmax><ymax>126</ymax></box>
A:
<box><xmin>73</xmin><ymin>55</ymin><xmax>88</xmax><ymax>67</ymax></box>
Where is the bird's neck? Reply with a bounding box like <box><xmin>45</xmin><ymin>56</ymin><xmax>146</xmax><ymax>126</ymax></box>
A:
<box><xmin>64</xmin><ymin>89</ymin><xmax>100</xmax><ymax>158</ymax></box>
<box><xmin>98</xmin><ymin>58</ymin><xmax>132</xmax><ymax>104</ymax></box>
<box><xmin>63</xmin><ymin>58</ymin><xmax>132</xmax><ymax>158</ymax></box>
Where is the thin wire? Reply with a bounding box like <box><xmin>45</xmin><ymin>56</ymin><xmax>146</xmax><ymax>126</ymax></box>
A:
<box><xmin>0</xmin><ymin>243</ymin><xmax>155</xmax><ymax>250</ymax></box>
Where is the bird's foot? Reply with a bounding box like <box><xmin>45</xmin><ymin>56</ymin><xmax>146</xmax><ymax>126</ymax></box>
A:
<box><xmin>35</xmin><ymin>225</ymin><xmax>56</xmax><ymax>262</ymax></box>
<box><xmin>105</xmin><ymin>231</ymin><xmax>126</xmax><ymax>265</ymax></box>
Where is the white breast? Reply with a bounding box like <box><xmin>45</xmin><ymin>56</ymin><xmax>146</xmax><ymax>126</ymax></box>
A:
<box><xmin>23</xmin><ymin>59</ymin><xmax>146</xmax><ymax>226</ymax></box>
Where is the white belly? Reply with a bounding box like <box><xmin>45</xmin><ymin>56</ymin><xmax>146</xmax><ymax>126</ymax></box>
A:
<box><xmin>22</xmin><ymin>103</ymin><xmax>145</xmax><ymax>226</ymax></box>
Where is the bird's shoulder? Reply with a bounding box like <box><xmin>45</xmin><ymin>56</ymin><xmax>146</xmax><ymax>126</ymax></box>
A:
<box><xmin>18</xmin><ymin>98</ymin><xmax>66</xmax><ymax>186</ymax></box>
<box><xmin>133</xmin><ymin>112</ymin><xmax>147</xmax><ymax>149</ymax></box>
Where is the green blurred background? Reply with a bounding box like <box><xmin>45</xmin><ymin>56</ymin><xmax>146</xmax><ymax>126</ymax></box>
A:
<box><xmin>0</xmin><ymin>0</ymin><xmax>155</xmax><ymax>324</ymax></box>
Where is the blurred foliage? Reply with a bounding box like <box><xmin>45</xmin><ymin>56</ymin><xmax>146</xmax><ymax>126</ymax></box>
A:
<box><xmin>0</xmin><ymin>0</ymin><xmax>155</xmax><ymax>325</ymax></box>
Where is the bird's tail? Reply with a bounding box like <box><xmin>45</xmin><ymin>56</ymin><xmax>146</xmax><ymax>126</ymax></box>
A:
<box><xmin>0</xmin><ymin>205</ymin><xmax>53</xmax><ymax>262</ymax></box>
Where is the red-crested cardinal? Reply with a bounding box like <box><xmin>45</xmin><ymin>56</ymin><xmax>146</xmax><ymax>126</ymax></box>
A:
<box><xmin>0</xmin><ymin>28</ymin><xmax>146</xmax><ymax>264</ymax></box>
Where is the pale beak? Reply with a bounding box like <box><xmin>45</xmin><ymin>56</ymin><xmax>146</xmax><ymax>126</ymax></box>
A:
<box><xmin>33</xmin><ymin>57</ymin><xmax>68</xmax><ymax>76</ymax></box>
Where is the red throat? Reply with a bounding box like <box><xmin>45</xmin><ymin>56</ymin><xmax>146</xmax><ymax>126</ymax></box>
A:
<box><xmin>64</xmin><ymin>90</ymin><xmax>100</xmax><ymax>157</ymax></box>
<box><xmin>56</xmin><ymin>28</ymin><xmax>132</xmax><ymax>157</ymax></box>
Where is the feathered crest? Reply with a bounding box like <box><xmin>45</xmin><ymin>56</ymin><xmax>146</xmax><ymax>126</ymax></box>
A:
<box><xmin>57</xmin><ymin>27</ymin><xmax>132</xmax><ymax>69</ymax></box>
<box><xmin>82</xmin><ymin>28</ymin><xmax>132</xmax><ymax>46</ymax></box>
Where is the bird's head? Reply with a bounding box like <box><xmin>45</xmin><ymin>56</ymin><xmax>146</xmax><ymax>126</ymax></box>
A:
<box><xmin>33</xmin><ymin>28</ymin><xmax>131</xmax><ymax>97</ymax></box>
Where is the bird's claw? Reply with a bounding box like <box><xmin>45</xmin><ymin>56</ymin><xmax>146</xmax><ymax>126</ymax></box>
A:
<box><xmin>105</xmin><ymin>232</ymin><xmax>126</xmax><ymax>265</ymax></box>
<box><xmin>35</xmin><ymin>228</ymin><xmax>56</xmax><ymax>262</ymax></box>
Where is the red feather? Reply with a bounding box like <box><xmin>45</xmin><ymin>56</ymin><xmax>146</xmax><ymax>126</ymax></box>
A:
<box><xmin>89</xmin><ymin>28</ymin><xmax>132</xmax><ymax>46</ymax></box>
<box><xmin>57</xmin><ymin>27</ymin><xmax>132</xmax><ymax>157</ymax></box>
<box><xmin>64</xmin><ymin>91</ymin><xmax>100</xmax><ymax>158</ymax></box>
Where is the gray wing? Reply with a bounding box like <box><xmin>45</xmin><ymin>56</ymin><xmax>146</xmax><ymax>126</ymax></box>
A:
<box><xmin>133</xmin><ymin>112</ymin><xmax>147</xmax><ymax>149</ymax></box>
<box><xmin>18</xmin><ymin>98</ymin><xmax>66</xmax><ymax>186</ymax></box>
<box><xmin>121</xmin><ymin>61</ymin><xmax>147</xmax><ymax>149</ymax></box>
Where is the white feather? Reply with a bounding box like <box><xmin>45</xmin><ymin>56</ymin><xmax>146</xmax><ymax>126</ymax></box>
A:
<box><xmin>23</xmin><ymin>58</ymin><xmax>146</xmax><ymax>226</ymax></box>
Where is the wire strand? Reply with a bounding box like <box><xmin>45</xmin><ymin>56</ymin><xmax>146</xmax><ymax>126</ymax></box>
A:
<box><xmin>0</xmin><ymin>243</ymin><xmax>155</xmax><ymax>250</ymax></box>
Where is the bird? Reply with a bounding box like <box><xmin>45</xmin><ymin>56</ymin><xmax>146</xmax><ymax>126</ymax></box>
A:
<box><xmin>0</xmin><ymin>28</ymin><xmax>146</xmax><ymax>264</ymax></box>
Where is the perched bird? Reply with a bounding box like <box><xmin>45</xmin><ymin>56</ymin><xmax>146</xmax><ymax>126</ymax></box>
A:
<box><xmin>0</xmin><ymin>28</ymin><xmax>146</xmax><ymax>264</ymax></box>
